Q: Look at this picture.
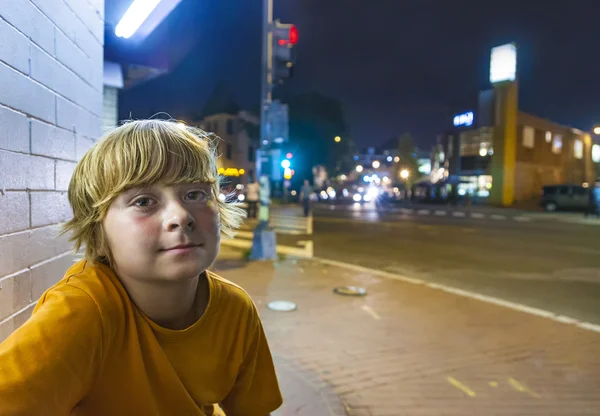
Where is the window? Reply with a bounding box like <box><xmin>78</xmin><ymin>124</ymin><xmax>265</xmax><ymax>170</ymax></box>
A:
<box><xmin>543</xmin><ymin>186</ymin><xmax>557</xmax><ymax>195</ymax></box>
<box><xmin>574</xmin><ymin>187</ymin><xmax>587</xmax><ymax>196</ymax></box>
<box><xmin>522</xmin><ymin>126</ymin><xmax>535</xmax><ymax>148</ymax></box>
<box><xmin>559</xmin><ymin>186</ymin><xmax>569</xmax><ymax>195</ymax></box>
<box><xmin>545</xmin><ymin>131</ymin><xmax>552</xmax><ymax>143</ymax></box>
<box><xmin>552</xmin><ymin>135</ymin><xmax>562</xmax><ymax>154</ymax></box>
<box><xmin>248</xmin><ymin>146</ymin><xmax>255</xmax><ymax>162</ymax></box>
<box><xmin>226</xmin><ymin>119</ymin><xmax>234</xmax><ymax>135</ymax></box>
<box><xmin>226</xmin><ymin>143</ymin><xmax>233</xmax><ymax>160</ymax></box>
<box><xmin>574</xmin><ymin>139</ymin><xmax>583</xmax><ymax>159</ymax></box>
<box><xmin>593</xmin><ymin>144</ymin><xmax>600</xmax><ymax>163</ymax></box>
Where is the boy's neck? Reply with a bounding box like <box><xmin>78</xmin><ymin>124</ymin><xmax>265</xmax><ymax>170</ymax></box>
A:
<box><xmin>121</xmin><ymin>272</ymin><xmax>209</xmax><ymax>330</ymax></box>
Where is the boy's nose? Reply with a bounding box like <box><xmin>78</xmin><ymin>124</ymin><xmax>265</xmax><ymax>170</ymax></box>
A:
<box><xmin>164</xmin><ymin>204</ymin><xmax>195</xmax><ymax>231</ymax></box>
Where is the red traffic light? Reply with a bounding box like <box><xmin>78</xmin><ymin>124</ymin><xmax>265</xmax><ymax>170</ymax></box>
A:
<box><xmin>289</xmin><ymin>25</ymin><xmax>298</xmax><ymax>45</ymax></box>
<box><xmin>286</xmin><ymin>152</ymin><xmax>293</xmax><ymax>159</ymax></box>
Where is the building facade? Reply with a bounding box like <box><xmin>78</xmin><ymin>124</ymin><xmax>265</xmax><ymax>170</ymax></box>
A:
<box><xmin>433</xmin><ymin>90</ymin><xmax>599</xmax><ymax>205</ymax></box>
<box><xmin>192</xmin><ymin>111</ymin><xmax>260</xmax><ymax>186</ymax></box>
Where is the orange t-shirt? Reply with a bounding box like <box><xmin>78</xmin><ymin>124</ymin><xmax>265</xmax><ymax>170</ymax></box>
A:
<box><xmin>0</xmin><ymin>260</ymin><xmax>282</xmax><ymax>415</ymax></box>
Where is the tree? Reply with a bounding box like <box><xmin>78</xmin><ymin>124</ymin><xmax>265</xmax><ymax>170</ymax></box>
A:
<box><xmin>396</xmin><ymin>133</ymin><xmax>420</xmax><ymax>188</ymax></box>
<box><xmin>283</xmin><ymin>92</ymin><xmax>352</xmax><ymax>185</ymax></box>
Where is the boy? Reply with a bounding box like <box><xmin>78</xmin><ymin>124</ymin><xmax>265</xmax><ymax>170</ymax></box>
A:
<box><xmin>0</xmin><ymin>120</ymin><xmax>282</xmax><ymax>415</ymax></box>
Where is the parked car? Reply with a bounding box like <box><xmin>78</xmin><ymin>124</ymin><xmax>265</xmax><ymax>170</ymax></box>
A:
<box><xmin>540</xmin><ymin>184</ymin><xmax>596</xmax><ymax>212</ymax></box>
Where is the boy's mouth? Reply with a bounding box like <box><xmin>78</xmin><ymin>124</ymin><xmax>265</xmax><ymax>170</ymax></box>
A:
<box><xmin>161</xmin><ymin>243</ymin><xmax>202</xmax><ymax>251</ymax></box>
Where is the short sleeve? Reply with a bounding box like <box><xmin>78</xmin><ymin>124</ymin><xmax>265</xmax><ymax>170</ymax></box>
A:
<box><xmin>220</xmin><ymin>304</ymin><xmax>282</xmax><ymax>416</ymax></box>
<box><xmin>0</xmin><ymin>284</ymin><xmax>104</xmax><ymax>415</ymax></box>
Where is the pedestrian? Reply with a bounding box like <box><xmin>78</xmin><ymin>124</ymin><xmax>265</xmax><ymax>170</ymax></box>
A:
<box><xmin>0</xmin><ymin>120</ymin><xmax>282</xmax><ymax>415</ymax></box>
<box><xmin>246</xmin><ymin>176</ymin><xmax>260</xmax><ymax>219</ymax></box>
<box><xmin>585</xmin><ymin>184</ymin><xmax>599</xmax><ymax>218</ymax></box>
<box><xmin>300</xmin><ymin>179</ymin><xmax>313</xmax><ymax>217</ymax></box>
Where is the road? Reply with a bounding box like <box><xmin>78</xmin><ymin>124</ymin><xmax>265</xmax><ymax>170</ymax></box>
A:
<box><xmin>311</xmin><ymin>201</ymin><xmax>600</xmax><ymax>325</ymax></box>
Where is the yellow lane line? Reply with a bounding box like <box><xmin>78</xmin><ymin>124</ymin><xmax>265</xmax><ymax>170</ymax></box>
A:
<box><xmin>446</xmin><ymin>376</ymin><xmax>477</xmax><ymax>397</ymax></box>
<box><xmin>508</xmin><ymin>377</ymin><xmax>541</xmax><ymax>399</ymax></box>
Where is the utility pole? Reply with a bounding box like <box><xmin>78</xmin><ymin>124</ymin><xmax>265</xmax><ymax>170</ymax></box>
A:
<box><xmin>251</xmin><ymin>0</ymin><xmax>297</xmax><ymax>261</ymax></box>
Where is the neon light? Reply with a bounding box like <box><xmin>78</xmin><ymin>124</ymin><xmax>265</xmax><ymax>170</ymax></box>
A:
<box><xmin>453</xmin><ymin>111</ymin><xmax>474</xmax><ymax>127</ymax></box>
<box><xmin>115</xmin><ymin>0</ymin><xmax>162</xmax><ymax>39</ymax></box>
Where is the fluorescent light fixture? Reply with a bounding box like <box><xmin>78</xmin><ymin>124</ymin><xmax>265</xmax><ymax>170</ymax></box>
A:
<box><xmin>490</xmin><ymin>43</ymin><xmax>517</xmax><ymax>84</ymax></box>
<box><xmin>115</xmin><ymin>0</ymin><xmax>162</xmax><ymax>39</ymax></box>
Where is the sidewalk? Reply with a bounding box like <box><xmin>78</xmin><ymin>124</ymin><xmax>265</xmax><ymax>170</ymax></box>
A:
<box><xmin>214</xmin><ymin>247</ymin><xmax>600</xmax><ymax>416</ymax></box>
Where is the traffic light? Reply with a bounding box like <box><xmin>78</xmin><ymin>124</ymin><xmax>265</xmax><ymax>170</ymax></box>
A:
<box><xmin>272</xmin><ymin>21</ymin><xmax>298</xmax><ymax>83</ymax></box>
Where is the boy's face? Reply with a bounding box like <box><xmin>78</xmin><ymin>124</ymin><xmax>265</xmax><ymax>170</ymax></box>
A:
<box><xmin>102</xmin><ymin>182</ymin><xmax>220</xmax><ymax>283</ymax></box>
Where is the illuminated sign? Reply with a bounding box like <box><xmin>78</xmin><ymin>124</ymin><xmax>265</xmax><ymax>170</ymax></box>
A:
<box><xmin>453</xmin><ymin>111</ymin><xmax>474</xmax><ymax>127</ymax></box>
<box><xmin>218</xmin><ymin>168</ymin><xmax>246</xmax><ymax>177</ymax></box>
<box><xmin>490</xmin><ymin>43</ymin><xmax>517</xmax><ymax>84</ymax></box>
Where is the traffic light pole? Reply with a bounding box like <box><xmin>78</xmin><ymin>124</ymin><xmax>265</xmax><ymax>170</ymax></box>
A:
<box><xmin>250</xmin><ymin>0</ymin><xmax>277</xmax><ymax>260</ymax></box>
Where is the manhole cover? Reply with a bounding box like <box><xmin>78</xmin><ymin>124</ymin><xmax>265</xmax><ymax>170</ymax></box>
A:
<box><xmin>267</xmin><ymin>301</ymin><xmax>297</xmax><ymax>312</ymax></box>
<box><xmin>333</xmin><ymin>286</ymin><xmax>367</xmax><ymax>296</ymax></box>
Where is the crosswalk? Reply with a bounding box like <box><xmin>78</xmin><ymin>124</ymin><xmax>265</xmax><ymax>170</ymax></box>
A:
<box><xmin>390</xmin><ymin>207</ymin><xmax>532</xmax><ymax>222</ymax></box>
<box><xmin>221</xmin><ymin>210</ymin><xmax>314</xmax><ymax>258</ymax></box>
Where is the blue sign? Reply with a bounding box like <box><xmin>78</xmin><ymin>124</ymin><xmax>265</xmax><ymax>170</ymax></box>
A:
<box><xmin>453</xmin><ymin>111</ymin><xmax>474</xmax><ymax>127</ymax></box>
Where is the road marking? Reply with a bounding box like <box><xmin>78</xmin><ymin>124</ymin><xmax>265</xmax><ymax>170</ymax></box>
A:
<box><xmin>470</xmin><ymin>212</ymin><xmax>485</xmax><ymax>219</ymax></box>
<box><xmin>453</xmin><ymin>211</ymin><xmax>466</xmax><ymax>217</ymax></box>
<box><xmin>361</xmin><ymin>305</ymin><xmax>381</xmax><ymax>320</ymax></box>
<box><xmin>489</xmin><ymin>381</ymin><xmax>498</xmax><ymax>388</ymax></box>
<box><xmin>446</xmin><ymin>377</ymin><xmax>476</xmax><ymax>397</ymax></box>
<box><xmin>221</xmin><ymin>238</ymin><xmax>313</xmax><ymax>258</ymax></box>
<box><xmin>311</xmin><ymin>257</ymin><xmax>600</xmax><ymax>334</ymax></box>
<box><xmin>435</xmin><ymin>210</ymin><xmax>447</xmax><ymax>216</ymax></box>
<box><xmin>514</xmin><ymin>216</ymin><xmax>532</xmax><ymax>222</ymax></box>
<box><xmin>508</xmin><ymin>377</ymin><xmax>540</xmax><ymax>399</ymax></box>
<box><xmin>490</xmin><ymin>214</ymin><xmax>506</xmax><ymax>220</ymax></box>
<box><xmin>417</xmin><ymin>209</ymin><xmax>430</xmax><ymax>215</ymax></box>
<box><xmin>399</xmin><ymin>208</ymin><xmax>413</xmax><ymax>215</ymax></box>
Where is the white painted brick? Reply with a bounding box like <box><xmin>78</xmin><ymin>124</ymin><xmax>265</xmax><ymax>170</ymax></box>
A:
<box><xmin>55</xmin><ymin>29</ymin><xmax>98</xmax><ymax>91</ymax></box>
<box><xmin>12</xmin><ymin>303</ymin><xmax>34</xmax><ymax>328</ymax></box>
<box><xmin>30</xmin><ymin>191</ymin><xmax>71</xmax><ymax>227</ymax></box>
<box><xmin>56</xmin><ymin>97</ymin><xmax>102</xmax><ymax>139</ymax></box>
<box><xmin>0</xmin><ymin>192</ymin><xmax>29</xmax><ymax>234</ymax></box>
<box><xmin>63</xmin><ymin>0</ymin><xmax>104</xmax><ymax>45</ymax></box>
<box><xmin>30</xmin><ymin>0</ymin><xmax>77</xmax><ymax>43</ymax></box>
<box><xmin>75</xmin><ymin>135</ymin><xmax>95</xmax><ymax>159</ymax></box>
<box><xmin>55</xmin><ymin>160</ymin><xmax>76</xmax><ymax>190</ymax></box>
<box><xmin>71</xmin><ymin>13</ymin><xmax>103</xmax><ymax>69</ymax></box>
<box><xmin>87</xmin><ymin>0</ymin><xmax>104</xmax><ymax>19</ymax></box>
<box><xmin>0</xmin><ymin>106</ymin><xmax>29</xmax><ymax>153</ymax></box>
<box><xmin>0</xmin><ymin>150</ymin><xmax>55</xmax><ymax>190</ymax></box>
<box><xmin>0</xmin><ymin>0</ymin><xmax>54</xmax><ymax>55</ymax></box>
<box><xmin>31</xmin><ymin>254</ymin><xmax>74</xmax><ymax>300</ymax></box>
<box><xmin>0</xmin><ymin>269</ymin><xmax>32</xmax><ymax>322</ymax></box>
<box><xmin>0</xmin><ymin>314</ymin><xmax>14</xmax><ymax>343</ymax></box>
<box><xmin>0</xmin><ymin>225</ymin><xmax>71</xmax><ymax>278</ymax></box>
<box><xmin>0</xmin><ymin>62</ymin><xmax>55</xmax><ymax>123</ymax></box>
<box><xmin>30</xmin><ymin>44</ymin><xmax>101</xmax><ymax>116</ymax></box>
<box><xmin>31</xmin><ymin>120</ymin><xmax>76</xmax><ymax>161</ymax></box>
<box><xmin>0</xmin><ymin>16</ymin><xmax>30</xmax><ymax>74</ymax></box>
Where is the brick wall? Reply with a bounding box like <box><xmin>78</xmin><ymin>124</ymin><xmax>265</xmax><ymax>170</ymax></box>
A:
<box><xmin>0</xmin><ymin>0</ymin><xmax>104</xmax><ymax>342</ymax></box>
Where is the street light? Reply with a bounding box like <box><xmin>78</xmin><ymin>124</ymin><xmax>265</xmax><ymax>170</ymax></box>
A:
<box><xmin>356</xmin><ymin>165</ymin><xmax>363</xmax><ymax>173</ymax></box>
<box><xmin>400</xmin><ymin>169</ymin><xmax>410</xmax><ymax>179</ymax></box>
<box><xmin>372</xmin><ymin>160</ymin><xmax>380</xmax><ymax>169</ymax></box>
<box><xmin>334</xmin><ymin>136</ymin><xmax>341</xmax><ymax>143</ymax></box>
<box><xmin>394</xmin><ymin>156</ymin><xmax>400</xmax><ymax>163</ymax></box>
<box><xmin>594</xmin><ymin>126</ymin><xmax>600</xmax><ymax>135</ymax></box>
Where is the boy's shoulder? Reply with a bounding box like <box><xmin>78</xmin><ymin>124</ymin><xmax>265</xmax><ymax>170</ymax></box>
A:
<box><xmin>42</xmin><ymin>259</ymin><xmax>129</xmax><ymax>321</ymax></box>
<box><xmin>207</xmin><ymin>271</ymin><xmax>257</xmax><ymax>311</ymax></box>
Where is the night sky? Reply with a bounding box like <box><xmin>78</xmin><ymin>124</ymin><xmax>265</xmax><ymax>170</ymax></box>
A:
<box><xmin>120</xmin><ymin>0</ymin><xmax>600</xmax><ymax>149</ymax></box>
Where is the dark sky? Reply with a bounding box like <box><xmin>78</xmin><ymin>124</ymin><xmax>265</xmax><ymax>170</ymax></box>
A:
<box><xmin>120</xmin><ymin>0</ymin><xmax>600</xmax><ymax>148</ymax></box>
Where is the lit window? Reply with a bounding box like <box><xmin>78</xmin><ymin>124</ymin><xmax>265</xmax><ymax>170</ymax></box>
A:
<box><xmin>523</xmin><ymin>126</ymin><xmax>535</xmax><ymax>148</ymax></box>
<box><xmin>592</xmin><ymin>144</ymin><xmax>600</xmax><ymax>163</ymax></box>
<box><xmin>552</xmin><ymin>135</ymin><xmax>562</xmax><ymax>154</ymax></box>
<box><xmin>574</xmin><ymin>140</ymin><xmax>583</xmax><ymax>159</ymax></box>
<box><xmin>545</xmin><ymin>131</ymin><xmax>552</xmax><ymax>143</ymax></box>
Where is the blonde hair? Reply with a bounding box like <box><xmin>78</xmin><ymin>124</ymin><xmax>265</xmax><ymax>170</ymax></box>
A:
<box><xmin>63</xmin><ymin>119</ymin><xmax>246</xmax><ymax>266</ymax></box>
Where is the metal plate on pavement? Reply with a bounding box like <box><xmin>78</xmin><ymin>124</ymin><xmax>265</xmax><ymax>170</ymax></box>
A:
<box><xmin>267</xmin><ymin>301</ymin><xmax>297</xmax><ymax>312</ymax></box>
<box><xmin>333</xmin><ymin>286</ymin><xmax>367</xmax><ymax>296</ymax></box>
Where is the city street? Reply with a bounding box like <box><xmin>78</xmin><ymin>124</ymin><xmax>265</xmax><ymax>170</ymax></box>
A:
<box><xmin>312</xmin><ymin>202</ymin><xmax>600</xmax><ymax>326</ymax></box>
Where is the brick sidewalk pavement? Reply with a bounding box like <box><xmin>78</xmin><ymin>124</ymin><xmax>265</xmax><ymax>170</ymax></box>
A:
<box><xmin>214</xmin><ymin>248</ymin><xmax>600</xmax><ymax>416</ymax></box>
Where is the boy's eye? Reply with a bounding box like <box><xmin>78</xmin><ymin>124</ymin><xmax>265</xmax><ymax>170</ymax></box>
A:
<box><xmin>133</xmin><ymin>197</ymin><xmax>154</xmax><ymax>207</ymax></box>
<box><xmin>185</xmin><ymin>190</ymin><xmax>210</xmax><ymax>202</ymax></box>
